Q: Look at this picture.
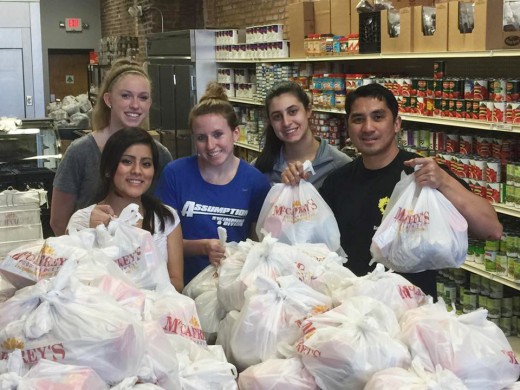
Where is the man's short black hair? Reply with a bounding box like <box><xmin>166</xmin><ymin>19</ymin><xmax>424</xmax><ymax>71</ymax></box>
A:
<box><xmin>345</xmin><ymin>83</ymin><xmax>399</xmax><ymax>121</ymax></box>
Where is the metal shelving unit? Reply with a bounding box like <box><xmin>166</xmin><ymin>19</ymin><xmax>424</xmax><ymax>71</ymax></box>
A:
<box><xmin>217</xmin><ymin>49</ymin><xmax>520</xmax><ymax>64</ymax></box>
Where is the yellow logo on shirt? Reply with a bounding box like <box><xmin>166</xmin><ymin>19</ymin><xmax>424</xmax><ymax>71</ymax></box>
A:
<box><xmin>378</xmin><ymin>197</ymin><xmax>389</xmax><ymax>215</ymax></box>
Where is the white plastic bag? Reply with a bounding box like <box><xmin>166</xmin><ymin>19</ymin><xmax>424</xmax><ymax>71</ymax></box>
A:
<box><xmin>0</xmin><ymin>259</ymin><xmax>145</xmax><ymax>385</ymax></box>
<box><xmin>17</xmin><ymin>359</ymin><xmax>109</xmax><ymax>389</ymax></box>
<box><xmin>183</xmin><ymin>264</ymin><xmax>219</xmax><ymax>299</ymax></box>
<box><xmin>135</xmin><ymin>321</ymin><xmax>181</xmax><ymax>389</ymax></box>
<box><xmin>95</xmin><ymin>204</ymin><xmax>169</xmax><ymax>289</ymax></box>
<box><xmin>333</xmin><ymin>264</ymin><xmax>427</xmax><ymax>320</ymax></box>
<box><xmin>400</xmin><ymin>299</ymin><xmax>520</xmax><ymax>390</ymax></box>
<box><xmin>364</xmin><ymin>357</ymin><xmax>467</xmax><ymax>390</ymax></box>
<box><xmin>371</xmin><ymin>171</ymin><xmax>468</xmax><ymax>273</ymax></box>
<box><xmin>238</xmin><ymin>357</ymin><xmax>318</xmax><ymax>390</ymax></box>
<box><xmin>256</xmin><ymin>161</ymin><xmax>341</xmax><ymax>252</ymax></box>
<box><xmin>215</xmin><ymin>310</ymin><xmax>241</xmax><ymax>367</ymax></box>
<box><xmin>143</xmin><ymin>286</ymin><xmax>206</xmax><ymax>346</ymax></box>
<box><xmin>0</xmin><ymin>273</ymin><xmax>15</xmax><ymax>302</ymax></box>
<box><xmin>297</xmin><ymin>296</ymin><xmax>410</xmax><ymax>390</ymax></box>
<box><xmin>231</xmin><ymin>275</ymin><xmax>332</xmax><ymax>371</ymax></box>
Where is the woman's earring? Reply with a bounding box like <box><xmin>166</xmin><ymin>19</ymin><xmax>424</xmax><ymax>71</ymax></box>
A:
<box><xmin>107</xmin><ymin>104</ymin><xmax>112</xmax><ymax>109</ymax></box>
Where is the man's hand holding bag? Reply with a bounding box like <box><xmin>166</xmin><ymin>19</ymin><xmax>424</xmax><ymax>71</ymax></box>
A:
<box><xmin>370</xmin><ymin>171</ymin><xmax>468</xmax><ymax>273</ymax></box>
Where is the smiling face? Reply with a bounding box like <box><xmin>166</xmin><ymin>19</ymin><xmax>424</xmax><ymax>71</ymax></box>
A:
<box><xmin>192</xmin><ymin>113</ymin><xmax>239</xmax><ymax>167</ymax></box>
<box><xmin>112</xmin><ymin>143</ymin><xmax>154</xmax><ymax>200</ymax></box>
<box><xmin>347</xmin><ymin>96</ymin><xmax>401</xmax><ymax>168</ymax></box>
<box><xmin>104</xmin><ymin>73</ymin><xmax>151</xmax><ymax>130</ymax></box>
<box><xmin>267</xmin><ymin>92</ymin><xmax>312</xmax><ymax>144</ymax></box>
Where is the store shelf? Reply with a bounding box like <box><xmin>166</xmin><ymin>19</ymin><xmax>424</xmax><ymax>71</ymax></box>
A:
<box><xmin>461</xmin><ymin>261</ymin><xmax>520</xmax><ymax>291</ymax></box>
<box><xmin>494</xmin><ymin>204</ymin><xmax>520</xmax><ymax>218</ymax></box>
<box><xmin>235</xmin><ymin>141</ymin><xmax>261</xmax><ymax>152</ymax></box>
<box><xmin>229</xmin><ymin>97</ymin><xmax>262</xmax><ymax>106</ymax></box>
<box><xmin>217</xmin><ymin>49</ymin><xmax>520</xmax><ymax>64</ymax></box>
<box><xmin>229</xmin><ymin>99</ymin><xmax>520</xmax><ymax>133</ymax></box>
<box><xmin>400</xmin><ymin>115</ymin><xmax>520</xmax><ymax>133</ymax></box>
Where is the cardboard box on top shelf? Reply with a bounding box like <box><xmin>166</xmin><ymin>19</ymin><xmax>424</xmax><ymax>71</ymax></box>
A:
<box><xmin>413</xmin><ymin>2</ymin><xmax>448</xmax><ymax>52</ymax></box>
<box><xmin>331</xmin><ymin>0</ymin><xmax>351</xmax><ymax>37</ymax></box>
<box><xmin>350</xmin><ymin>0</ymin><xmax>359</xmax><ymax>34</ymax></box>
<box><xmin>314</xmin><ymin>0</ymin><xmax>332</xmax><ymax>34</ymax></box>
<box><xmin>381</xmin><ymin>6</ymin><xmax>414</xmax><ymax>53</ymax></box>
<box><xmin>288</xmin><ymin>1</ymin><xmax>315</xmax><ymax>58</ymax></box>
<box><xmin>351</xmin><ymin>0</ymin><xmax>432</xmax><ymax>34</ymax></box>
<box><xmin>448</xmin><ymin>0</ymin><xmax>515</xmax><ymax>51</ymax></box>
<box><xmin>392</xmin><ymin>0</ymin><xmax>434</xmax><ymax>8</ymax></box>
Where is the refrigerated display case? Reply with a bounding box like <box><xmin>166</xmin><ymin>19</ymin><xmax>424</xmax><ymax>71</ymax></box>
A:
<box><xmin>0</xmin><ymin>118</ymin><xmax>60</xmax><ymax>239</ymax></box>
<box><xmin>145</xmin><ymin>29</ymin><xmax>217</xmax><ymax>158</ymax></box>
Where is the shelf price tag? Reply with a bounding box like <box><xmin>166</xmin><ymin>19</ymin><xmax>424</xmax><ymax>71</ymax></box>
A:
<box><xmin>490</xmin><ymin>123</ymin><xmax>513</xmax><ymax>131</ymax></box>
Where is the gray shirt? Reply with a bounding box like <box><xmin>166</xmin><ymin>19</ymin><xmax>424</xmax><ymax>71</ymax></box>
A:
<box><xmin>53</xmin><ymin>133</ymin><xmax>172</xmax><ymax>210</ymax></box>
<box><xmin>255</xmin><ymin>138</ymin><xmax>352</xmax><ymax>189</ymax></box>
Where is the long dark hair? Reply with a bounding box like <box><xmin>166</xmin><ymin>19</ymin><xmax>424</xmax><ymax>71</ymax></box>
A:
<box><xmin>98</xmin><ymin>127</ymin><xmax>173</xmax><ymax>233</ymax></box>
<box><xmin>255</xmin><ymin>81</ymin><xmax>311</xmax><ymax>173</ymax></box>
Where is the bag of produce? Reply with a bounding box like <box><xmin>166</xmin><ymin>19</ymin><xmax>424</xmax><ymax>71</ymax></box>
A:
<box><xmin>371</xmin><ymin>170</ymin><xmax>468</xmax><ymax>273</ymax></box>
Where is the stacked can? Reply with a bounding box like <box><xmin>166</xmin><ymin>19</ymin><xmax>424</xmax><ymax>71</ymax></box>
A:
<box><xmin>345</xmin><ymin>74</ymin><xmax>374</xmax><ymax>96</ymax></box>
<box><xmin>400</xmin><ymin>128</ymin><xmax>432</xmax><ymax>156</ymax></box>
<box><xmin>437</xmin><ymin>268</ymin><xmax>466</xmax><ymax>312</ymax></box>
<box><xmin>506</xmin><ymin>162</ymin><xmax>519</xmax><ymax>208</ymax></box>
<box><xmin>235</xmin><ymin>106</ymin><xmax>262</xmax><ymax>146</ymax></box>
<box><xmin>467</xmin><ymin>238</ymin><xmax>486</xmax><ymax>264</ymax></box>
<box><xmin>255</xmin><ymin>63</ymin><xmax>298</xmax><ymax>101</ymax></box>
<box><xmin>311</xmin><ymin>73</ymin><xmax>346</xmax><ymax>110</ymax></box>
<box><xmin>310</xmin><ymin>112</ymin><xmax>344</xmax><ymax>147</ymax></box>
<box><xmin>437</xmin><ymin>268</ymin><xmax>517</xmax><ymax>331</ymax></box>
<box><xmin>504</xmin><ymin>232</ymin><xmax>520</xmax><ymax>281</ymax></box>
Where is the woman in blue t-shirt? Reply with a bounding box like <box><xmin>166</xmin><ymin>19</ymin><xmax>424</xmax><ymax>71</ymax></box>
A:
<box><xmin>155</xmin><ymin>82</ymin><xmax>271</xmax><ymax>283</ymax></box>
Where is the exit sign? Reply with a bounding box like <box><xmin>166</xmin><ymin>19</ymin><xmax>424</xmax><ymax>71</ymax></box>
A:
<box><xmin>65</xmin><ymin>18</ymin><xmax>82</xmax><ymax>32</ymax></box>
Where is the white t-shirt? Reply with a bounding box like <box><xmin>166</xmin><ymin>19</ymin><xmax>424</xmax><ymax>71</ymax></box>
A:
<box><xmin>67</xmin><ymin>204</ymin><xmax>180</xmax><ymax>264</ymax></box>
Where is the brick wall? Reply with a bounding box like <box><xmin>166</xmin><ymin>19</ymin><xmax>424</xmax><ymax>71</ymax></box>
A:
<box><xmin>100</xmin><ymin>0</ymin><xmax>292</xmax><ymax>59</ymax></box>
<box><xmin>100</xmin><ymin>0</ymin><xmax>204</xmax><ymax>61</ymax></box>
<box><xmin>203</xmin><ymin>0</ymin><xmax>290</xmax><ymax>37</ymax></box>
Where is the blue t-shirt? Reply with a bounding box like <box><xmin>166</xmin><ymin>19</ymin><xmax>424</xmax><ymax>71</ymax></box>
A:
<box><xmin>155</xmin><ymin>156</ymin><xmax>271</xmax><ymax>283</ymax></box>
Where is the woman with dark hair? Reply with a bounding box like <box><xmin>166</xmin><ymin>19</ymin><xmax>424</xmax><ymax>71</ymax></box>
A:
<box><xmin>155</xmin><ymin>82</ymin><xmax>270</xmax><ymax>284</ymax></box>
<box><xmin>67</xmin><ymin>127</ymin><xmax>183</xmax><ymax>292</ymax></box>
<box><xmin>51</xmin><ymin>59</ymin><xmax>172</xmax><ymax>236</ymax></box>
<box><xmin>253</xmin><ymin>80</ymin><xmax>351</xmax><ymax>189</ymax></box>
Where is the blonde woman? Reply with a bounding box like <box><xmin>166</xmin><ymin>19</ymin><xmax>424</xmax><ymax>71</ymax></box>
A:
<box><xmin>51</xmin><ymin>59</ymin><xmax>172</xmax><ymax>236</ymax></box>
